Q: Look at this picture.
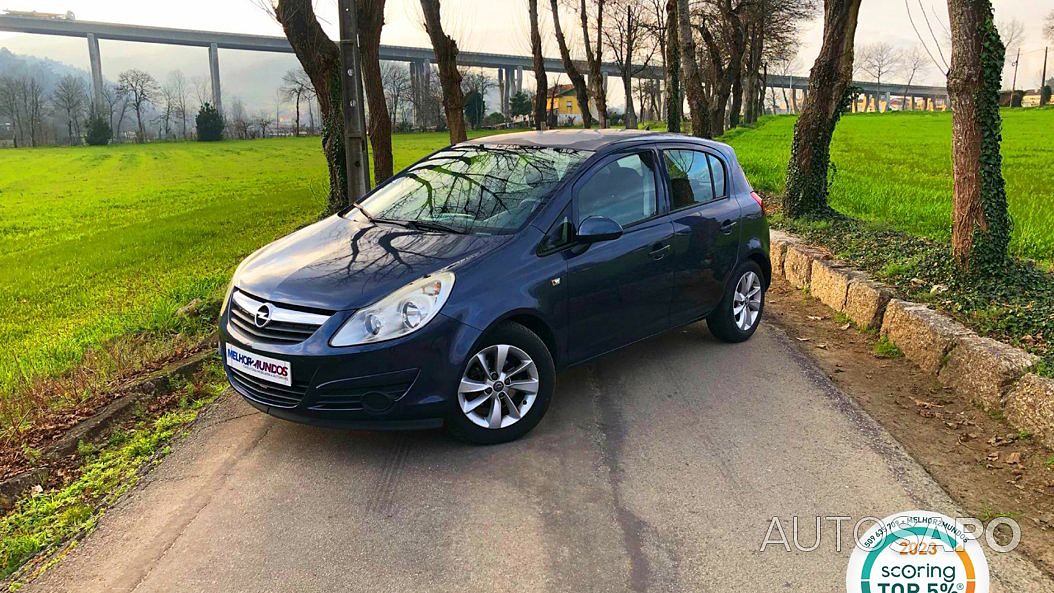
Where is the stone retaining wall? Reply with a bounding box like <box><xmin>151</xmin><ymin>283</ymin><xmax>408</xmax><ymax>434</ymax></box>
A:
<box><xmin>769</xmin><ymin>229</ymin><xmax>1054</xmax><ymax>450</ymax></box>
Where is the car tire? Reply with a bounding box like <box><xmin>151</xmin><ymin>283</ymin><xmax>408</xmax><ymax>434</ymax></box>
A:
<box><xmin>446</xmin><ymin>322</ymin><xmax>556</xmax><ymax>445</ymax></box>
<box><xmin>706</xmin><ymin>260</ymin><xmax>766</xmax><ymax>343</ymax></box>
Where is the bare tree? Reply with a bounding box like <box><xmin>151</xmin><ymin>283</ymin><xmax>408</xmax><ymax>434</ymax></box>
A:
<box><xmin>947</xmin><ymin>0</ymin><xmax>1010</xmax><ymax>272</ymax></box>
<box><xmin>21</xmin><ymin>76</ymin><xmax>48</xmax><ymax>147</ymax></box>
<box><xmin>605</xmin><ymin>0</ymin><xmax>657</xmax><ymax>129</ymax></box>
<box><xmin>695</xmin><ymin>0</ymin><xmax>750</xmax><ymax>135</ymax></box>
<box><xmin>380</xmin><ymin>62</ymin><xmax>411</xmax><ymax>126</ymax></box>
<box><xmin>579</xmin><ymin>0</ymin><xmax>609</xmax><ymax>127</ymax></box>
<box><xmin>420</xmin><ymin>0</ymin><xmax>468</xmax><ymax>143</ymax></box>
<box><xmin>359</xmin><ymin>0</ymin><xmax>393</xmax><ymax>182</ymax></box>
<box><xmin>899</xmin><ymin>45</ymin><xmax>927</xmax><ymax>109</ymax></box>
<box><xmin>52</xmin><ymin>74</ymin><xmax>88</xmax><ymax>145</ymax></box>
<box><xmin>858</xmin><ymin>41</ymin><xmax>902</xmax><ymax>86</ymax></box>
<box><xmin>528</xmin><ymin>0</ymin><xmax>549</xmax><ymax>129</ymax></box>
<box><xmin>281</xmin><ymin>67</ymin><xmax>314</xmax><ymax>137</ymax></box>
<box><xmin>117</xmin><ymin>69</ymin><xmax>159</xmax><ymax>143</ymax></box>
<box><xmin>0</xmin><ymin>76</ymin><xmax>22</xmax><ymax>147</ymax></box>
<box><xmin>254</xmin><ymin>111</ymin><xmax>273</xmax><ymax>138</ymax></box>
<box><xmin>156</xmin><ymin>83</ymin><xmax>176</xmax><ymax>139</ymax></box>
<box><xmin>227</xmin><ymin>97</ymin><xmax>250</xmax><ymax>139</ymax></box>
<box><xmin>104</xmin><ymin>84</ymin><xmax>129</xmax><ymax>142</ymax></box>
<box><xmin>1045</xmin><ymin>11</ymin><xmax>1054</xmax><ymax>45</ymax></box>
<box><xmin>677</xmin><ymin>0</ymin><xmax>710</xmax><ymax>137</ymax></box>
<box><xmin>166</xmin><ymin>70</ymin><xmax>190</xmax><ymax>139</ymax></box>
<box><xmin>781</xmin><ymin>0</ymin><xmax>862</xmax><ymax>218</ymax></box>
<box><xmin>550</xmin><ymin>0</ymin><xmax>594</xmax><ymax>128</ymax></box>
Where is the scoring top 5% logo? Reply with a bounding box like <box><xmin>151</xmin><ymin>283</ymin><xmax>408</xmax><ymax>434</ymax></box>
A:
<box><xmin>846</xmin><ymin>510</ymin><xmax>989</xmax><ymax>593</ymax></box>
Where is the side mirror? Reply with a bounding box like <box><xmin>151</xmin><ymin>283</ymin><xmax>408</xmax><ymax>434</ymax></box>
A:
<box><xmin>576</xmin><ymin>215</ymin><xmax>624</xmax><ymax>244</ymax></box>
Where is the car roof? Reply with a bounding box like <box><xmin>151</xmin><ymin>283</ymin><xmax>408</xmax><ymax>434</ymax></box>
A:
<box><xmin>459</xmin><ymin>129</ymin><xmax>733</xmax><ymax>154</ymax></box>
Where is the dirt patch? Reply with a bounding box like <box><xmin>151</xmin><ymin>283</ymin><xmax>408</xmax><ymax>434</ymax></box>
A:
<box><xmin>767</xmin><ymin>278</ymin><xmax>1054</xmax><ymax>575</ymax></box>
<box><xmin>0</xmin><ymin>340</ymin><xmax>212</xmax><ymax>483</ymax></box>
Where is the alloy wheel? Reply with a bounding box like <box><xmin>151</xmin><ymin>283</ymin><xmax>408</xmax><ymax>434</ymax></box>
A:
<box><xmin>457</xmin><ymin>344</ymin><xmax>540</xmax><ymax>429</ymax></box>
<box><xmin>732</xmin><ymin>271</ymin><xmax>762</xmax><ymax>331</ymax></box>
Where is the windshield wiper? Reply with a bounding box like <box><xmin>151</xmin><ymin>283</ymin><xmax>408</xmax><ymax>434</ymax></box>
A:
<box><xmin>406</xmin><ymin>220</ymin><xmax>467</xmax><ymax>234</ymax></box>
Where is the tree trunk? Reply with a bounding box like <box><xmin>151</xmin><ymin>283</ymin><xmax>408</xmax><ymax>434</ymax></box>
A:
<box><xmin>729</xmin><ymin>65</ymin><xmax>743</xmax><ymax>128</ymax></box>
<box><xmin>275</xmin><ymin>0</ymin><xmax>347</xmax><ymax>214</ymax></box>
<box><xmin>420</xmin><ymin>0</ymin><xmax>467</xmax><ymax>144</ymax></box>
<box><xmin>946</xmin><ymin>0</ymin><xmax>1010</xmax><ymax>272</ymax></box>
<box><xmin>550</xmin><ymin>0</ymin><xmax>594</xmax><ymax>128</ymax></box>
<box><xmin>581</xmin><ymin>0</ymin><xmax>608</xmax><ymax>128</ymax></box>
<box><xmin>622</xmin><ymin>73</ymin><xmax>637</xmax><ymax>128</ymax></box>
<box><xmin>781</xmin><ymin>0</ymin><xmax>862</xmax><ymax>218</ymax></box>
<box><xmin>742</xmin><ymin>24</ymin><xmax>762</xmax><ymax>124</ymax></box>
<box><xmin>664</xmin><ymin>0</ymin><xmax>681</xmax><ymax>133</ymax></box>
<box><xmin>698</xmin><ymin>4</ymin><xmax>746</xmax><ymax>137</ymax></box>
<box><xmin>357</xmin><ymin>0</ymin><xmax>393</xmax><ymax>183</ymax></box>
<box><xmin>529</xmin><ymin>0</ymin><xmax>548</xmax><ymax>130</ymax></box>
<box><xmin>676</xmin><ymin>0</ymin><xmax>710</xmax><ymax>138</ymax></box>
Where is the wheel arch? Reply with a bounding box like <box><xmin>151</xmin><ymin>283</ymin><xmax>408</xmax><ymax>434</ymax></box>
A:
<box><xmin>484</xmin><ymin>310</ymin><xmax>562</xmax><ymax>369</ymax></box>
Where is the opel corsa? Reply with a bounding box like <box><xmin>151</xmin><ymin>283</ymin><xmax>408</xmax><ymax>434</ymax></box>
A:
<box><xmin>220</xmin><ymin>130</ymin><xmax>770</xmax><ymax>444</ymax></box>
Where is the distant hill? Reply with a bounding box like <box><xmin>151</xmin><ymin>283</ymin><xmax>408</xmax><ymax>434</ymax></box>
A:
<box><xmin>0</xmin><ymin>47</ymin><xmax>94</xmax><ymax>93</ymax></box>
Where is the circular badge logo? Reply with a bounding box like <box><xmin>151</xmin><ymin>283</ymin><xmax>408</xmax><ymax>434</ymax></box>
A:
<box><xmin>847</xmin><ymin>510</ymin><xmax>989</xmax><ymax>593</ymax></box>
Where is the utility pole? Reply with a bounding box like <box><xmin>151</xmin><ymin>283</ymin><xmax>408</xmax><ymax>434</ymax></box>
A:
<box><xmin>1043</xmin><ymin>47</ymin><xmax>1050</xmax><ymax>107</ymax></box>
<box><xmin>1010</xmin><ymin>46</ymin><xmax>1021</xmax><ymax>107</ymax></box>
<box><xmin>337</xmin><ymin>0</ymin><xmax>371</xmax><ymax>200</ymax></box>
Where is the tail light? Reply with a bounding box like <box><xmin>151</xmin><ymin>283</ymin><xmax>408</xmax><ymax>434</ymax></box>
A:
<box><xmin>750</xmin><ymin>191</ymin><xmax>764</xmax><ymax>209</ymax></box>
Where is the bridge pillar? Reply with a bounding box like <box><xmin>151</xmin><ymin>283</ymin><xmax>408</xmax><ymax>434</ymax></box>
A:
<box><xmin>883</xmin><ymin>91</ymin><xmax>890</xmax><ymax>113</ymax></box>
<box><xmin>515</xmin><ymin>66</ymin><xmax>524</xmax><ymax>96</ymax></box>
<box><xmin>209</xmin><ymin>42</ymin><xmax>222</xmax><ymax>114</ymax></box>
<box><xmin>86</xmin><ymin>33</ymin><xmax>104</xmax><ymax>114</ymax></box>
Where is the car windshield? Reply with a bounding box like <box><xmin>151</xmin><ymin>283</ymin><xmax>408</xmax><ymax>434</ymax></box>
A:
<box><xmin>354</xmin><ymin>144</ymin><xmax>592</xmax><ymax>235</ymax></box>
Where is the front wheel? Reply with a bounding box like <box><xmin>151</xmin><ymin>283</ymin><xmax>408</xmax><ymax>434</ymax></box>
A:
<box><xmin>706</xmin><ymin>261</ymin><xmax>766</xmax><ymax>343</ymax></box>
<box><xmin>446</xmin><ymin>322</ymin><xmax>555</xmax><ymax>445</ymax></box>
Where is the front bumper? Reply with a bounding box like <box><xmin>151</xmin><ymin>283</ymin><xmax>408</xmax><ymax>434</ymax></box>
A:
<box><xmin>219</xmin><ymin>304</ymin><xmax>483</xmax><ymax>429</ymax></box>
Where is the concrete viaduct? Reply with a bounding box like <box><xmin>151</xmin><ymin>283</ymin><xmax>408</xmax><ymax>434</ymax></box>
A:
<box><xmin>0</xmin><ymin>14</ymin><xmax>950</xmax><ymax>122</ymax></box>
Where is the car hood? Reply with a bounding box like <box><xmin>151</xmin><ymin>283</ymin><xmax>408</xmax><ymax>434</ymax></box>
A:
<box><xmin>234</xmin><ymin>215</ymin><xmax>507</xmax><ymax>311</ymax></box>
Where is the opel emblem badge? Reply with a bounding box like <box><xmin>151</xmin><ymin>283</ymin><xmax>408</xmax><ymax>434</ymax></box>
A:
<box><xmin>254</xmin><ymin>303</ymin><xmax>274</xmax><ymax>328</ymax></box>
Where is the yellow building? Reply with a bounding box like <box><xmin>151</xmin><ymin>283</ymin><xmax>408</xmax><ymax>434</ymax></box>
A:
<box><xmin>545</xmin><ymin>84</ymin><xmax>585</xmax><ymax>124</ymax></box>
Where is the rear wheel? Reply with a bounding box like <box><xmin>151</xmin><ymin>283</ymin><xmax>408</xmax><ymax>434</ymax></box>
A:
<box><xmin>706</xmin><ymin>260</ymin><xmax>765</xmax><ymax>343</ymax></box>
<box><xmin>446</xmin><ymin>322</ymin><xmax>555</xmax><ymax>444</ymax></box>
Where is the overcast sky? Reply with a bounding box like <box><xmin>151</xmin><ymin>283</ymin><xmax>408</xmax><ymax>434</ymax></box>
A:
<box><xmin>2</xmin><ymin>0</ymin><xmax>1052</xmax><ymax>111</ymax></box>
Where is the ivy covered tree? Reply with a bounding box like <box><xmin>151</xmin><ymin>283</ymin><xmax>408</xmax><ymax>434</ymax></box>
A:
<box><xmin>196</xmin><ymin>102</ymin><xmax>225</xmax><ymax>141</ymax></box>
<box><xmin>946</xmin><ymin>0</ymin><xmax>1011</xmax><ymax>274</ymax></box>
<box><xmin>781</xmin><ymin>0</ymin><xmax>862</xmax><ymax>218</ymax></box>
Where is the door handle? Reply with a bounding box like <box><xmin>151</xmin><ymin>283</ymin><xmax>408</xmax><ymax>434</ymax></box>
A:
<box><xmin>649</xmin><ymin>243</ymin><xmax>671</xmax><ymax>260</ymax></box>
<box><xmin>720</xmin><ymin>219</ymin><xmax>738</xmax><ymax>234</ymax></box>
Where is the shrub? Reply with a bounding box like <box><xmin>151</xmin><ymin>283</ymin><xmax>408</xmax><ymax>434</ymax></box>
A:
<box><xmin>84</xmin><ymin>115</ymin><xmax>112</xmax><ymax>146</ymax></box>
<box><xmin>196</xmin><ymin>102</ymin><xmax>224</xmax><ymax>141</ymax></box>
<box><xmin>483</xmin><ymin>112</ymin><xmax>505</xmax><ymax>127</ymax></box>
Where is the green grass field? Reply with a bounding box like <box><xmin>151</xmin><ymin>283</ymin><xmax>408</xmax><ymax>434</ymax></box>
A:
<box><xmin>0</xmin><ymin>131</ymin><xmax>514</xmax><ymax>425</ymax></box>
<box><xmin>1</xmin><ymin>111</ymin><xmax>1052</xmax><ymax>429</ymax></box>
<box><xmin>722</xmin><ymin>108</ymin><xmax>1054</xmax><ymax>264</ymax></box>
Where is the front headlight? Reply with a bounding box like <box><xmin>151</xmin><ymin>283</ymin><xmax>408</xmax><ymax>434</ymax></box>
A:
<box><xmin>330</xmin><ymin>272</ymin><xmax>455</xmax><ymax>346</ymax></box>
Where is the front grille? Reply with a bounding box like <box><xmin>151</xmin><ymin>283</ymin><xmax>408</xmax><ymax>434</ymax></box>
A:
<box><xmin>228</xmin><ymin>366</ymin><xmax>309</xmax><ymax>408</ymax></box>
<box><xmin>309</xmin><ymin>381</ymin><xmax>413</xmax><ymax>411</ymax></box>
<box><xmin>227</xmin><ymin>290</ymin><xmax>332</xmax><ymax>345</ymax></box>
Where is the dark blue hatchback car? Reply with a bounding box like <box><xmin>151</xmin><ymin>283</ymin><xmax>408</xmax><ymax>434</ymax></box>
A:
<box><xmin>220</xmin><ymin>129</ymin><xmax>769</xmax><ymax>443</ymax></box>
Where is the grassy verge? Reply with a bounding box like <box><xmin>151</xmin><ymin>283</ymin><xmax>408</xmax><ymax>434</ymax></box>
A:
<box><xmin>0</xmin><ymin>130</ymin><xmax>516</xmax><ymax>434</ymax></box>
<box><xmin>0</xmin><ymin>360</ymin><xmax>226</xmax><ymax>586</ymax></box>
<box><xmin>771</xmin><ymin>213</ymin><xmax>1054</xmax><ymax>373</ymax></box>
<box><xmin>722</xmin><ymin>109</ymin><xmax>1054</xmax><ymax>266</ymax></box>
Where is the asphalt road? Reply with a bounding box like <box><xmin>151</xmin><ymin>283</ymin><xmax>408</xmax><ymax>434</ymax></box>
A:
<box><xmin>26</xmin><ymin>323</ymin><xmax>1054</xmax><ymax>593</ymax></box>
